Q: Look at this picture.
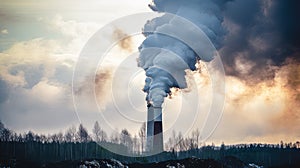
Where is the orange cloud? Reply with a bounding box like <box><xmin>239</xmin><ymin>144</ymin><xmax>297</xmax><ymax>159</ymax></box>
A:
<box><xmin>113</xmin><ymin>28</ymin><xmax>133</xmax><ymax>52</ymax></box>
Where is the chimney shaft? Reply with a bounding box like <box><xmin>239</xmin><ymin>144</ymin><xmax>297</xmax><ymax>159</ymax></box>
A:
<box><xmin>146</xmin><ymin>104</ymin><xmax>154</xmax><ymax>151</ymax></box>
<box><xmin>146</xmin><ymin>103</ymin><xmax>163</xmax><ymax>153</ymax></box>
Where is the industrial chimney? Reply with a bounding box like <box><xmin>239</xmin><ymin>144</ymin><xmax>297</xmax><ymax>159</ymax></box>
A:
<box><xmin>146</xmin><ymin>103</ymin><xmax>163</xmax><ymax>153</ymax></box>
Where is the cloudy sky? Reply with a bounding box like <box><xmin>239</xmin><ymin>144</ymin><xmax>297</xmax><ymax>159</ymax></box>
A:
<box><xmin>0</xmin><ymin>0</ymin><xmax>299</xmax><ymax>145</ymax></box>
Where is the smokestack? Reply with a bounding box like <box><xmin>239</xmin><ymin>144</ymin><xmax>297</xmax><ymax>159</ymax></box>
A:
<box><xmin>141</xmin><ymin>0</ymin><xmax>225</xmax><ymax>154</ymax></box>
<box><xmin>146</xmin><ymin>103</ymin><xmax>154</xmax><ymax>151</ymax></box>
<box><xmin>146</xmin><ymin>103</ymin><xmax>163</xmax><ymax>153</ymax></box>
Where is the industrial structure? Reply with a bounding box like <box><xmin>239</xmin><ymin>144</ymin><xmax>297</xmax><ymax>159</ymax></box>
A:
<box><xmin>146</xmin><ymin>103</ymin><xmax>163</xmax><ymax>153</ymax></box>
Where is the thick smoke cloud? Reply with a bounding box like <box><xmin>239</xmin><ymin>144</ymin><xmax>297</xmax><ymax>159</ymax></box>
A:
<box><xmin>139</xmin><ymin>0</ymin><xmax>300</xmax><ymax>106</ymax></box>
<box><xmin>220</xmin><ymin>0</ymin><xmax>300</xmax><ymax>81</ymax></box>
<box><xmin>138</xmin><ymin>0</ymin><xmax>225</xmax><ymax>107</ymax></box>
<box><xmin>217</xmin><ymin>0</ymin><xmax>300</xmax><ymax>131</ymax></box>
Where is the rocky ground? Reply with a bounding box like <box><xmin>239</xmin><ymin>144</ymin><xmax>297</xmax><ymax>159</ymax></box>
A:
<box><xmin>76</xmin><ymin>156</ymin><xmax>263</xmax><ymax>168</ymax></box>
<box><xmin>9</xmin><ymin>156</ymin><xmax>291</xmax><ymax>168</ymax></box>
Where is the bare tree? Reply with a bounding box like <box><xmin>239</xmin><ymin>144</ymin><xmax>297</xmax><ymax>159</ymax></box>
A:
<box><xmin>34</xmin><ymin>134</ymin><xmax>41</xmax><ymax>142</ymax></box>
<box><xmin>177</xmin><ymin>132</ymin><xmax>184</xmax><ymax>151</ymax></box>
<box><xmin>164</xmin><ymin>130</ymin><xmax>177</xmax><ymax>151</ymax></box>
<box><xmin>93</xmin><ymin>121</ymin><xmax>107</xmax><ymax>142</ymax></box>
<box><xmin>132</xmin><ymin>134</ymin><xmax>139</xmax><ymax>154</ymax></box>
<box><xmin>110</xmin><ymin>130</ymin><xmax>120</xmax><ymax>144</ymax></box>
<box><xmin>40</xmin><ymin>134</ymin><xmax>47</xmax><ymax>143</ymax></box>
<box><xmin>138</xmin><ymin>122</ymin><xmax>146</xmax><ymax>152</ymax></box>
<box><xmin>51</xmin><ymin>133</ymin><xmax>59</xmax><ymax>142</ymax></box>
<box><xmin>77</xmin><ymin>124</ymin><xmax>89</xmax><ymax>142</ymax></box>
<box><xmin>93</xmin><ymin>121</ymin><xmax>101</xmax><ymax>142</ymax></box>
<box><xmin>120</xmin><ymin>129</ymin><xmax>133</xmax><ymax>151</ymax></box>
<box><xmin>57</xmin><ymin>132</ymin><xmax>64</xmax><ymax>143</ymax></box>
<box><xmin>65</xmin><ymin>126</ymin><xmax>76</xmax><ymax>142</ymax></box>
<box><xmin>0</xmin><ymin>120</ymin><xmax>4</xmax><ymax>134</ymax></box>
<box><xmin>172</xmin><ymin>130</ymin><xmax>177</xmax><ymax>151</ymax></box>
<box><xmin>26</xmin><ymin>131</ymin><xmax>35</xmax><ymax>142</ymax></box>
<box><xmin>1</xmin><ymin>128</ymin><xmax>12</xmax><ymax>141</ymax></box>
<box><xmin>165</xmin><ymin>137</ymin><xmax>173</xmax><ymax>151</ymax></box>
<box><xmin>10</xmin><ymin>132</ymin><xmax>18</xmax><ymax>141</ymax></box>
<box><xmin>192</xmin><ymin>128</ymin><xmax>200</xmax><ymax>149</ymax></box>
<box><xmin>100</xmin><ymin>129</ymin><xmax>107</xmax><ymax>142</ymax></box>
<box><xmin>64</xmin><ymin>126</ymin><xmax>76</xmax><ymax>160</ymax></box>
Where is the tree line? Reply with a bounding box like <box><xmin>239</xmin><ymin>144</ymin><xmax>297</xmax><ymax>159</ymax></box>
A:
<box><xmin>1</xmin><ymin>120</ymin><xmax>300</xmax><ymax>167</ymax></box>
<box><xmin>0</xmin><ymin>121</ymin><xmax>147</xmax><ymax>154</ymax></box>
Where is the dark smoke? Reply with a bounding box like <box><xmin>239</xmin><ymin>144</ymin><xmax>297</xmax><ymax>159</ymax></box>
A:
<box><xmin>220</xmin><ymin>0</ymin><xmax>300</xmax><ymax>81</ymax></box>
<box><xmin>138</xmin><ymin>0</ymin><xmax>300</xmax><ymax>108</ymax></box>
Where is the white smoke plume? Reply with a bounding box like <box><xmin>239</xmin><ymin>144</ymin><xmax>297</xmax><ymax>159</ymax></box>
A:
<box><xmin>138</xmin><ymin>0</ymin><xmax>225</xmax><ymax>107</ymax></box>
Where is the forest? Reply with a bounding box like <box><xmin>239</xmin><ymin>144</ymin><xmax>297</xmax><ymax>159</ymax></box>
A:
<box><xmin>1</xmin><ymin>120</ymin><xmax>300</xmax><ymax>167</ymax></box>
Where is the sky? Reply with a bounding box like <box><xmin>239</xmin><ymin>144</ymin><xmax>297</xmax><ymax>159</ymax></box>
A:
<box><xmin>0</xmin><ymin>0</ymin><xmax>299</xmax><ymax>145</ymax></box>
